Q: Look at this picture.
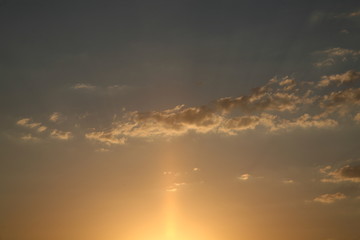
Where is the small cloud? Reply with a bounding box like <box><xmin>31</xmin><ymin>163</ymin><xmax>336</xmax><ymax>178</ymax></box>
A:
<box><xmin>72</xmin><ymin>83</ymin><xmax>96</xmax><ymax>90</ymax></box>
<box><xmin>95</xmin><ymin>148</ymin><xmax>110</xmax><ymax>153</ymax></box>
<box><xmin>107</xmin><ymin>84</ymin><xmax>127</xmax><ymax>91</ymax></box>
<box><xmin>37</xmin><ymin>126</ymin><xmax>47</xmax><ymax>132</ymax></box>
<box><xmin>348</xmin><ymin>10</ymin><xmax>360</xmax><ymax>17</ymax></box>
<box><xmin>320</xmin><ymin>165</ymin><xmax>332</xmax><ymax>174</ymax></box>
<box><xmin>340</xmin><ymin>29</ymin><xmax>350</xmax><ymax>34</ymax></box>
<box><xmin>238</xmin><ymin>173</ymin><xmax>250</xmax><ymax>181</ymax></box>
<box><xmin>282</xmin><ymin>179</ymin><xmax>294</xmax><ymax>184</ymax></box>
<box><xmin>50</xmin><ymin>129</ymin><xmax>73</xmax><ymax>140</ymax></box>
<box><xmin>354</xmin><ymin>113</ymin><xmax>360</xmax><ymax>123</ymax></box>
<box><xmin>193</xmin><ymin>167</ymin><xmax>199</xmax><ymax>172</ymax></box>
<box><xmin>313</xmin><ymin>192</ymin><xmax>347</xmax><ymax>204</ymax></box>
<box><xmin>85</xmin><ymin>131</ymin><xmax>126</xmax><ymax>145</ymax></box>
<box><xmin>20</xmin><ymin>134</ymin><xmax>39</xmax><ymax>141</ymax></box>
<box><xmin>278</xmin><ymin>77</ymin><xmax>296</xmax><ymax>91</ymax></box>
<box><xmin>16</xmin><ymin>118</ymin><xmax>47</xmax><ymax>132</ymax></box>
<box><xmin>49</xmin><ymin>112</ymin><xmax>64</xmax><ymax>123</ymax></box>
<box><xmin>166</xmin><ymin>187</ymin><xmax>178</xmax><ymax>192</ymax></box>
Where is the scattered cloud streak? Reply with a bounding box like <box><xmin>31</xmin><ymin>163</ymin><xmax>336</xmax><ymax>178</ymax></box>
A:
<box><xmin>320</xmin><ymin>165</ymin><xmax>360</xmax><ymax>183</ymax></box>
<box><xmin>86</xmin><ymin>75</ymin><xmax>346</xmax><ymax>145</ymax></box>
<box><xmin>16</xmin><ymin>68</ymin><xmax>360</xmax><ymax>146</ymax></box>
<box><xmin>313</xmin><ymin>192</ymin><xmax>347</xmax><ymax>204</ymax></box>
<box><xmin>314</xmin><ymin>48</ymin><xmax>360</xmax><ymax>67</ymax></box>
<box><xmin>49</xmin><ymin>112</ymin><xmax>64</xmax><ymax>123</ymax></box>
<box><xmin>16</xmin><ymin>118</ymin><xmax>47</xmax><ymax>132</ymax></box>
<box><xmin>318</xmin><ymin>70</ymin><xmax>360</xmax><ymax>87</ymax></box>
<box><xmin>72</xmin><ymin>83</ymin><xmax>96</xmax><ymax>90</ymax></box>
<box><xmin>71</xmin><ymin>83</ymin><xmax>128</xmax><ymax>95</ymax></box>
<box><xmin>50</xmin><ymin>129</ymin><xmax>73</xmax><ymax>140</ymax></box>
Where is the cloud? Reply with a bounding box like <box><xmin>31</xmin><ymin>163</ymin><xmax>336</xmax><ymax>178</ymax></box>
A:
<box><xmin>50</xmin><ymin>129</ymin><xmax>73</xmax><ymax>140</ymax></box>
<box><xmin>282</xmin><ymin>179</ymin><xmax>294</xmax><ymax>184</ymax></box>
<box><xmin>354</xmin><ymin>113</ymin><xmax>360</xmax><ymax>123</ymax></box>
<box><xmin>95</xmin><ymin>148</ymin><xmax>110</xmax><ymax>153</ymax></box>
<box><xmin>314</xmin><ymin>48</ymin><xmax>360</xmax><ymax>67</ymax></box>
<box><xmin>18</xmin><ymin>70</ymin><xmax>360</xmax><ymax>146</ymax></box>
<box><xmin>215</xmin><ymin>85</ymin><xmax>305</xmax><ymax>113</ymax></box>
<box><xmin>20</xmin><ymin>134</ymin><xmax>39</xmax><ymax>141</ymax></box>
<box><xmin>71</xmin><ymin>83</ymin><xmax>128</xmax><ymax>95</ymax></box>
<box><xmin>72</xmin><ymin>83</ymin><xmax>96</xmax><ymax>90</ymax></box>
<box><xmin>84</xmin><ymin>76</ymin><xmax>344</xmax><ymax>145</ymax></box>
<box><xmin>16</xmin><ymin>118</ymin><xmax>47</xmax><ymax>132</ymax></box>
<box><xmin>321</xmin><ymin>165</ymin><xmax>360</xmax><ymax>183</ymax></box>
<box><xmin>347</xmin><ymin>10</ymin><xmax>360</xmax><ymax>17</ymax></box>
<box><xmin>320</xmin><ymin>87</ymin><xmax>360</xmax><ymax>116</ymax></box>
<box><xmin>237</xmin><ymin>173</ymin><xmax>250</xmax><ymax>181</ymax></box>
<box><xmin>318</xmin><ymin>70</ymin><xmax>360</xmax><ymax>87</ymax></box>
<box><xmin>49</xmin><ymin>112</ymin><xmax>64</xmax><ymax>123</ymax></box>
<box><xmin>163</xmin><ymin>168</ymin><xmax>203</xmax><ymax>192</ymax></box>
<box><xmin>85</xmin><ymin>131</ymin><xmax>126</xmax><ymax>145</ymax></box>
<box><xmin>313</xmin><ymin>192</ymin><xmax>347</xmax><ymax>204</ymax></box>
<box><xmin>335</xmin><ymin>10</ymin><xmax>360</xmax><ymax>19</ymax></box>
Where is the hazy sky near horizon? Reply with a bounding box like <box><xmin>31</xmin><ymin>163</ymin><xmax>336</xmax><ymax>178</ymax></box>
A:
<box><xmin>1</xmin><ymin>1</ymin><xmax>360</xmax><ymax>240</ymax></box>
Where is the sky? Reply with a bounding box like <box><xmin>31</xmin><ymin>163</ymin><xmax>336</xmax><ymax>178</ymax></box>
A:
<box><xmin>1</xmin><ymin>0</ymin><xmax>360</xmax><ymax>239</ymax></box>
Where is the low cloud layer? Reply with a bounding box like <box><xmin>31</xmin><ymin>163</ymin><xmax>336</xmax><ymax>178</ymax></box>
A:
<box><xmin>86</xmin><ymin>74</ymin><xmax>351</xmax><ymax>145</ymax></box>
<box><xmin>16</xmin><ymin>69</ymin><xmax>360</xmax><ymax>146</ymax></box>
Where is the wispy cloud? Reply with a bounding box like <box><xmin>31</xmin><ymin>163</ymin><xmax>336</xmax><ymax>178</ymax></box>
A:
<box><xmin>71</xmin><ymin>83</ymin><xmax>128</xmax><ymax>94</ymax></box>
<box><xmin>313</xmin><ymin>192</ymin><xmax>347</xmax><ymax>204</ymax></box>
<box><xmin>237</xmin><ymin>173</ymin><xmax>251</xmax><ymax>181</ymax></box>
<box><xmin>319</xmin><ymin>87</ymin><xmax>360</xmax><ymax>116</ymax></box>
<box><xmin>282</xmin><ymin>179</ymin><xmax>294</xmax><ymax>184</ymax></box>
<box><xmin>318</xmin><ymin>70</ymin><xmax>360</xmax><ymax>87</ymax></box>
<box><xmin>50</xmin><ymin>129</ymin><xmax>73</xmax><ymax>140</ymax></box>
<box><xmin>163</xmin><ymin>168</ymin><xmax>203</xmax><ymax>192</ymax></box>
<box><xmin>20</xmin><ymin>134</ymin><xmax>40</xmax><ymax>141</ymax></box>
<box><xmin>72</xmin><ymin>83</ymin><xmax>96</xmax><ymax>90</ymax></box>
<box><xmin>348</xmin><ymin>10</ymin><xmax>360</xmax><ymax>17</ymax></box>
<box><xmin>17</xmin><ymin>69</ymin><xmax>360</xmax><ymax>146</ymax></box>
<box><xmin>49</xmin><ymin>112</ymin><xmax>64</xmax><ymax>123</ymax></box>
<box><xmin>85</xmin><ymin>75</ymin><xmax>348</xmax><ymax>145</ymax></box>
<box><xmin>16</xmin><ymin>118</ymin><xmax>47</xmax><ymax>132</ymax></box>
<box><xmin>85</xmin><ymin>131</ymin><xmax>126</xmax><ymax>145</ymax></box>
<box><xmin>354</xmin><ymin>113</ymin><xmax>360</xmax><ymax>123</ymax></box>
<box><xmin>320</xmin><ymin>165</ymin><xmax>360</xmax><ymax>183</ymax></box>
<box><xmin>314</xmin><ymin>48</ymin><xmax>360</xmax><ymax>67</ymax></box>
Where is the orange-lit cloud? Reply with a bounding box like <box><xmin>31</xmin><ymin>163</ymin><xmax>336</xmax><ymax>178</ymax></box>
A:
<box><xmin>50</xmin><ymin>129</ymin><xmax>73</xmax><ymax>140</ymax></box>
<box><xmin>49</xmin><ymin>112</ymin><xmax>65</xmax><ymax>123</ymax></box>
<box><xmin>16</xmin><ymin>71</ymin><xmax>360</xmax><ymax>146</ymax></box>
<box><xmin>20</xmin><ymin>134</ymin><xmax>40</xmax><ymax>141</ymax></box>
<box><xmin>85</xmin><ymin>131</ymin><xmax>126</xmax><ymax>145</ymax></box>
<box><xmin>84</xmin><ymin>76</ymin><xmax>349</xmax><ymax>145</ymax></box>
<box><xmin>320</xmin><ymin>165</ymin><xmax>360</xmax><ymax>183</ymax></box>
<box><xmin>313</xmin><ymin>192</ymin><xmax>347</xmax><ymax>204</ymax></box>
<box><xmin>314</xmin><ymin>48</ymin><xmax>360</xmax><ymax>67</ymax></box>
<box><xmin>72</xmin><ymin>83</ymin><xmax>96</xmax><ymax>90</ymax></box>
<box><xmin>16</xmin><ymin>118</ymin><xmax>47</xmax><ymax>132</ymax></box>
<box><xmin>318</xmin><ymin>70</ymin><xmax>360</xmax><ymax>87</ymax></box>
